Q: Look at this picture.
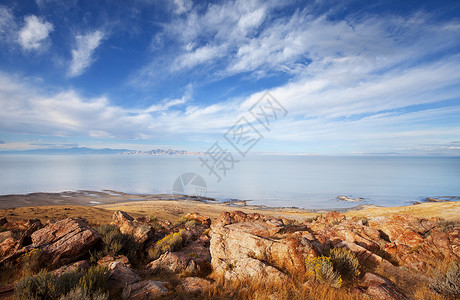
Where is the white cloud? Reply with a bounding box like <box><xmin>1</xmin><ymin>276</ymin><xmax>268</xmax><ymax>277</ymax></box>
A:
<box><xmin>0</xmin><ymin>6</ymin><xmax>16</xmax><ymax>37</ymax></box>
<box><xmin>173</xmin><ymin>0</ymin><xmax>192</xmax><ymax>14</ymax></box>
<box><xmin>68</xmin><ymin>30</ymin><xmax>104</xmax><ymax>77</ymax></box>
<box><xmin>18</xmin><ymin>15</ymin><xmax>53</xmax><ymax>51</ymax></box>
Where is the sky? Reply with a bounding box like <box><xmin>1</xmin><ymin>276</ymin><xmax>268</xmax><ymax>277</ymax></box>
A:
<box><xmin>0</xmin><ymin>0</ymin><xmax>460</xmax><ymax>155</ymax></box>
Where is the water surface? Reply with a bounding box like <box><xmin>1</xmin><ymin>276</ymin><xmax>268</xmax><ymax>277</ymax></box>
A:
<box><xmin>0</xmin><ymin>154</ymin><xmax>459</xmax><ymax>209</ymax></box>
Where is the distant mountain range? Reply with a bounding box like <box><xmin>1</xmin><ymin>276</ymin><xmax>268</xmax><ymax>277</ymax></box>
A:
<box><xmin>0</xmin><ymin>147</ymin><xmax>202</xmax><ymax>155</ymax></box>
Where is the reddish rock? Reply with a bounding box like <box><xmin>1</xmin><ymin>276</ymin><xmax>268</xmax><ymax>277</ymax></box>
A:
<box><xmin>0</xmin><ymin>235</ymin><xmax>19</xmax><ymax>258</ymax></box>
<box><xmin>31</xmin><ymin>218</ymin><xmax>101</xmax><ymax>268</ymax></box>
<box><xmin>210</xmin><ymin>212</ymin><xmax>318</xmax><ymax>280</ymax></box>
<box><xmin>52</xmin><ymin>260</ymin><xmax>90</xmax><ymax>276</ymax></box>
<box><xmin>124</xmin><ymin>280</ymin><xmax>168</xmax><ymax>300</ymax></box>
<box><xmin>108</xmin><ymin>261</ymin><xmax>140</xmax><ymax>285</ymax></box>
<box><xmin>112</xmin><ymin>211</ymin><xmax>153</xmax><ymax>244</ymax></box>
<box><xmin>0</xmin><ymin>217</ymin><xmax>7</xmax><ymax>226</ymax></box>
<box><xmin>186</xmin><ymin>213</ymin><xmax>211</xmax><ymax>226</ymax></box>
<box><xmin>146</xmin><ymin>240</ymin><xmax>211</xmax><ymax>276</ymax></box>
<box><xmin>324</xmin><ymin>211</ymin><xmax>346</xmax><ymax>224</ymax></box>
<box><xmin>97</xmin><ymin>255</ymin><xmax>130</xmax><ymax>267</ymax></box>
<box><xmin>361</xmin><ymin>273</ymin><xmax>408</xmax><ymax>300</ymax></box>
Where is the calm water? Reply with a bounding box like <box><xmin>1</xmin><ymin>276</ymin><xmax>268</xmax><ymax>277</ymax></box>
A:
<box><xmin>0</xmin><ymin>154</ymin><xmax>459</xmax><ymax>209</ymax></box>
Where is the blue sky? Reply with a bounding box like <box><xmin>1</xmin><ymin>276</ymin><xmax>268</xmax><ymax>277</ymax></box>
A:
<box><xmin>0</xmin><ymin>0</ymin><xmax>460</xmax><ymax>155</ymax></box>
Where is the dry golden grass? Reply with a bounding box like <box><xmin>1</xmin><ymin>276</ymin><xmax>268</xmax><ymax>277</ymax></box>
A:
<box><xmin>2</xmin><ymin>200</ymin><xmax>460</xmax><ymax>226</ymax></box>
<box><xmin>201</xmin><ymin>276</ymin><xmax>362</xmax><ymax>300</ymax></box>
<box><xmin>0</xmin><ymin>205</ymin><xmax>133</xmax><ymax>225</ymax></box>
<box><xmin>346</xmin><ymin>201</ymin><xmax>460</xmax><ymax>221</ymax></box>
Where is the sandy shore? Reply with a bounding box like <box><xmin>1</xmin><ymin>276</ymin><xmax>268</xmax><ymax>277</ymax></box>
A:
<box><xmin>0</xmin><ymin>190</ymin><xmax>459</xmax><ymax>224</ymax></box>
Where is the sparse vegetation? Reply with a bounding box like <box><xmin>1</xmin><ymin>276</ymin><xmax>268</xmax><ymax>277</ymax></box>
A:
<box><xmin>305</xmin><ymin>256</ymin><xmax>342</xmax><ymax>288</ymax></box>
<box><xmin>438</xmin><ymin>219</ymin><xmax>460</xmax><ymax>233</ymax></box>
<box><xmin>18</xmin><ymin>247</ymin><xmax>42</xmax><ymax>274</ymax></box>
<box><xmin>329</xmin><ymin>248</ymin><xmax>360</xmax><ymax>281</ymax></box>
<box><xmin>59</xmin><ymin>287</ymin><xmax>108</xmax><ymax>300</ymax></box>
<box><xmin>174</xmin><ymin>216</ymin><xmax>190</xmax><ymax>227</ymax></box>
<box><xmin>357</xmin><ymin>217</ymin><xmax>369</xmax><ymax>226</ymax></box>
<box><xmin>304</xmin><ymin>215</ymin><xmax>320</xmax><ymax>223</ymax></box>
<box><xmin>15</xmin><ymin>265</ymin><xmax>109</xmax><ymax>300</ymax></box>
<box><xmin>148</xmin><ymin>229</ymin><xmax>186</xmax><ymax>260</ymax></box>
<box><xmin>205</xmin><ymin>276</ymin><xmax>362</xmax><ymax>300</ymax></box>
<box><xmin>430</xmin><ymin>260</ymin><xmax>460</xmax><ymax>298</ymax></box>
<box><xmin>185</xmin><ymin>219</ymin><xmax>200</xmax><ymax>228</ymax></box>
<box><xmin>93</xmin><ymin>224</ymin><xmax>140</xmax><ymax>262</ymax></box>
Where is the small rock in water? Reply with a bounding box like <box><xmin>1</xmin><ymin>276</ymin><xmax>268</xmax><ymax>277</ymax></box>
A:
<box><xmin>337</xmin><ymin>195</ymin><xmax>363</xmax><ymax>202</ymax></box>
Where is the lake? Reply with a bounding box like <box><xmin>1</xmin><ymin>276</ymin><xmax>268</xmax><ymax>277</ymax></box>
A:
<box><xmin>0</xmin><ymin>154</ymin><xmax>459</xmax><ymax>209</ymax></box>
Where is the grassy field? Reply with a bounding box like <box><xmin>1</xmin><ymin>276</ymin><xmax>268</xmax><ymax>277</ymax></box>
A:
<box><xmin>1</xmin><ymin>199</ymin><xmax>459</xmax><ymax>224</ymax></box>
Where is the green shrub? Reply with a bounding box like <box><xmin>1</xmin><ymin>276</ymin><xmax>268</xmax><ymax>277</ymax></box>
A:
<box><xmin>94</xmin><ymin>224</ymin><xmax>139</xmax><ymax>261</ymax></box>
<box><xmin>430</xmin><ymin>260</ymin><xmax>460</xmax><ymax>298</ymax></box>
<box><xmin>15</xmin><ymin>270</ymin><xmax>61</xmax><ymax>300</ymax></box>
<box><xmin>174</xmin><ymin>216</ymin><xmax>189</xmax><ymax>227</ymax></box>
<box><xmin>15</xmin><ymin>266</ymin><xmax>109</xmax><ymax>300</ymax></box>
<box><xmin>305</xmin><ymin>256</ymin><xmax>342</xmax><ymax>288</ymax></box>
<box><xmin>59</xmin><ymin>287</ymin><xmax>108</xmax><ymax>300</ymax></box>
<box><xmin>148</xmin><ymin>229</ymin><xmax>186</xmax><ymax>260</ymax></box>
<box><xmin>329</xmin><ymin>248</ymin><xmax>360</xmax><ymax>280</ymax></box>
<box><xmin>77</xmin><ymin>265</ymin><xmax>109</xmax><ymax>294</ymax></box>
<box><xmin>18</xmin><ymin>248</ymin><xmax>42</xmax><ymax>274</ymax></box>
<box><xmin>184</xmin><ymin>220</ymin><xmax>200</xmax><ymax>228</ymax></box>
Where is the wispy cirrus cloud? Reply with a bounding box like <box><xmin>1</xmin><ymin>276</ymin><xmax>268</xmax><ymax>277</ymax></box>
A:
<box><xmin>18</xmin><ymin>15</ymin><xmax>53</xmax><ymax>51</ymax></box>
<box><xmin>68</xmin><ymin>30</ymin><xmax>104</xmax><ymax>77</ymax></box>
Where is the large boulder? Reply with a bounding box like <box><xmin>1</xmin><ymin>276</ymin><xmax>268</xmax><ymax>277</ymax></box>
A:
<box><xmin>112</xmin><ymin>211</ymin><xmax>153</xmax><ymax>244</ymax></box>
<box><xmin>210</xmin><ymin>211</ymin><xmax>316</xmax><ymax>281</ymax></box>
<box><xmin>30</xmin><ymin>218</ymin><xmax>101</xmax><ymax>268</ymax></box>
<box><xmin>146</xmin><ymin>232</ymin><xmax>212</xmax><ymax>277</ymax></box>
<box><xmin>108</xmin><ymin>261</ymin><xmax>141</xmax><ymax>285</ymax></box>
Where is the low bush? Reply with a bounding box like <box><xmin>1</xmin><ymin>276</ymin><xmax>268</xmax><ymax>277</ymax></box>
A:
<box><xmin>18</xmin><ymin>247</ymin><xmax>42</xmax><ymax>274</ymax></box>
<box><xmin>430</xmin><ymin>260</ymin><xmax>460</xmax><ymax>298</ymax></box>
<box><xmin>59</xmin><ymin>287</ymin><xmax>108</xmax><ymax>300</ymax></box>
<box><xmin>94</xmin><ymin>224</ymin><xmax>139</xmax><ymax>261</ymax></box>
<box><xmin>174</xmin><ymin>216</ymin><xmax>189</xmax><ymax>227</ymax></box>
<box><xmin>305</xmin><ymin>256</ymin><xmax>342</xmax><ymax>288</ymax></box>
<box><xmin>330</xmin><ymin>248</ymin><xmax>360</xmax><ymax>280</ymax></box>
<box><xmin>184</xmin><ymin>220</ymin><xmax>200</xmax><ymax>228</ymax></box>
<box><xmin>148</xmin><ymin>229</ymin><xmax>186</xmax><ymax>260</ymax></box>
<box><xmin>15</xmin><ymin>265</ymin><xmax>109</xmax><ymax>300</ymax></box>
<box><xmin>438</xmin><ymin>219</ymin><xmax>460</xmax><ymax>233</ymax></box>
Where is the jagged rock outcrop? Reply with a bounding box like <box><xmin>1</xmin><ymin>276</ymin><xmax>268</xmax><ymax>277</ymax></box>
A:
<box><xmin>210</xmin><ymin>211</ymin><xmax>316</xmax><ymax>281</ymax></box>
<box><xmin>112</xmin><ymin>211</ymin><xmax>153</xmax><ymax>244</ymax></box>
<box><xmin>146</xmin><ymin>237</ymin><xmax>211</xmax><ymax>276</ymax></box>
<box><xmin>0</xmin><ymin>219</ymin><xmax>42</xmax><ymax>259</ymax></box>
<box><xmin>30</xmin><ymin>218</ymin><xmax>101</xmax><ymax>268</ymax></box>
<box><xmin>307</xmin><ymin>212</ymin><xmax>460</xmax><ymax>270</ymax></box>
<box><xmin>186</xmin><ymin>213</ymin><xmax>211</xmax><ymax>226</ymax></box>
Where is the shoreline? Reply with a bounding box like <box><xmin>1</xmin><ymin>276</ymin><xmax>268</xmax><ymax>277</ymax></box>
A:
<box><xmin>1</xmin><ymin>190</ymin><xmax>459</xmax><ymax>225</ymax></box>
<box><xmin>0</xmin><ymin>189</ymin><xmax>459</xmax><ymax>211</ymax></box>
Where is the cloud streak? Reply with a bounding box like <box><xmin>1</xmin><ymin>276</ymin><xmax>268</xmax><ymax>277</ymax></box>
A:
<box><xmin>68</xmin><ymin>30</ymin><xmax>104</xmax><ymax>77</ymax></box>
